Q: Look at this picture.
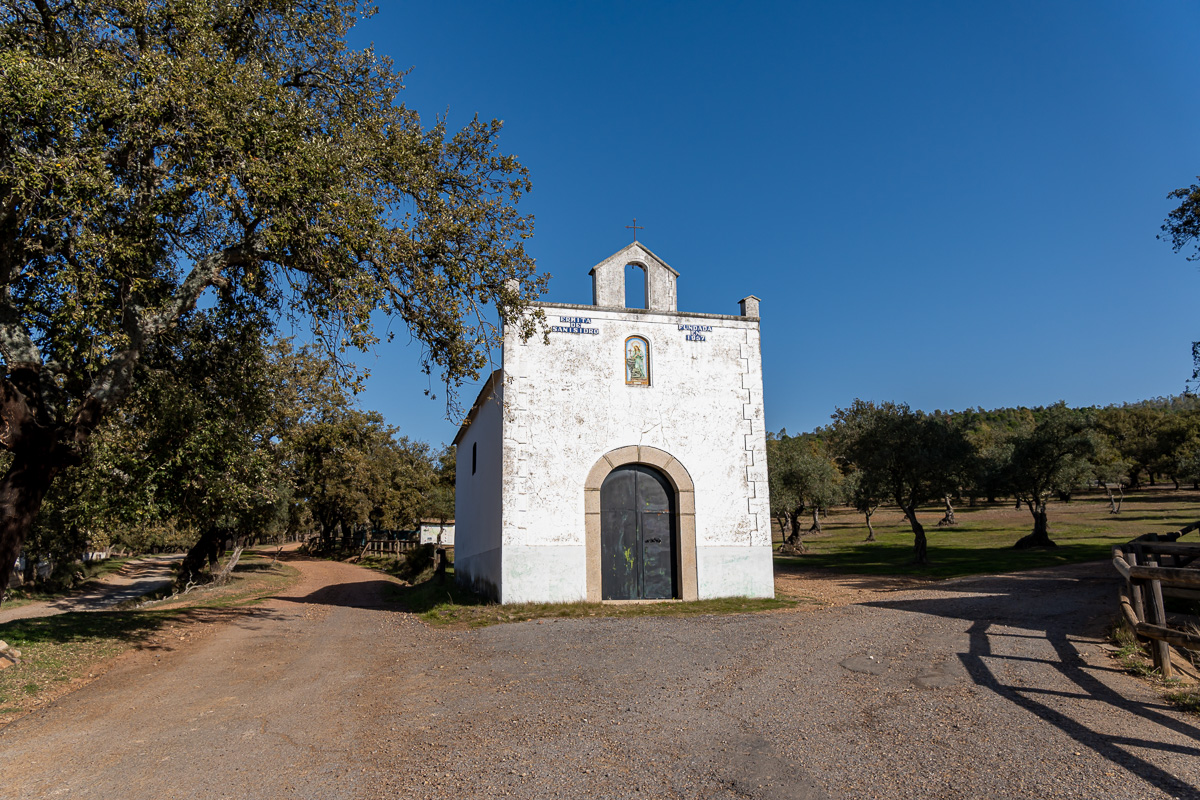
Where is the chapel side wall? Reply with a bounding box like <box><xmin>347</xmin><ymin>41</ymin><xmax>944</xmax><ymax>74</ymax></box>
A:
<box><xmin>453</xmin><ymin>385</ymin><xmax>503</xmax><ymax>600</ymax></box>
<box><xmin>501</xmin><ymin>305</ymin><xmax>773</xmax><ymax>602</ymax></box>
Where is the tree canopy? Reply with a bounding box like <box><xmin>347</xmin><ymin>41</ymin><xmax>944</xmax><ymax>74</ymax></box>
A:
<box><xmin>829</xmin><ymin>400</ymin><xmax>972</xmax><ymax>564</ymax></box>
<box><xmin>1003</xmin><ymin>403</ymin><xmax>1097</xmax><ymax>548</ymax></box>
<box><xmin>0</xmin><ymin>0</ymin><xmax>545</xmax><ymax>601</ymax></box>
<box><xmin>766</xmin><ymin>433</ymin><xmax>841</xmax><ymax>549</ymax></box>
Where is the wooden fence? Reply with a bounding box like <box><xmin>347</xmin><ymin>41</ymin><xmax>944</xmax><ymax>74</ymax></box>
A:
<box><xmin>1112</xmin><ymin>521</ymin><xmax>1200</xmax><ymax>679</ymax></box>
<box><xmin>363</xmin><ymin>539</ymin><xmax>421</xmax><ymax>556</ymax></box>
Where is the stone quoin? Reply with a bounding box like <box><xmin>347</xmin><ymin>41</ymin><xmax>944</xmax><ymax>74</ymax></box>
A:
<box><xmin>453</xmin><ymin>241</ymin><xmax>772</xmax><ymax>603</ymax></box>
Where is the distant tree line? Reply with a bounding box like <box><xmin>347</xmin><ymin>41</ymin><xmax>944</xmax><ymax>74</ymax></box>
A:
<box><xmin>13</xmin><ymin>310</ymin><xmax>454</xmax><ymax>591</ymax></box>
<box><xmin>768</xmin><ymin>396</ymin><xmax>1200</xmax><ymax>564</ymax></box>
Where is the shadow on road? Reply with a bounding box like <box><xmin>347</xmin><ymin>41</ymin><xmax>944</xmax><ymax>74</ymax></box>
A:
<box><xmin>280</xmin><ymin>579</ymin><xmax>407</xmax><ymax>610</ymax></box>
<box><xmin>866</xmin><ymin>572</ymin><xmax>1200</xmax><ymax>799</ymax></box>
<box><xmin>282</xmin><ymin>576</ymin><xmax>490</xmax><ymax>614</ymax></box>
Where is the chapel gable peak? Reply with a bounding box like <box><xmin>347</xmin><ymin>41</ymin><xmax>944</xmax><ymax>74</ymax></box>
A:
<box><xmin>588</xmin><ymin>241</ymin><xmax>679</xmax><ymax>311</ymax></box>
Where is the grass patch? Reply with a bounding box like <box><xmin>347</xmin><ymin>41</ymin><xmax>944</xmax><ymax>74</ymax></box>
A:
<box><xmin>379</xmin><ymin>568</ymin><xmax>797</xmax><ymax>629</ymax></box>
<box><xmin>0</xmin><ymin>555</ymin><xmax>298</xmax><ymax>726</ymax></box>
<box><xmin>1107</xmin><ymin>620</ymin><xmax>1200</xmax><ymax>715</ymax></box>
<box><xmin>138</xmin><ymin>557</ymin><xmax>299</xmax><ymax>611</ymax></box>
<box><xmin>82</xmin><ymin>556</ymin><xmax>136</xmax><ymax>582</ymax></box>
<box><xmin>356</xmin><ymin>547</ymin><xmax>437</xmax><ymax>584</ymax></box>
<box><xmin>1167</xmin><ymin>687</ymin><xmax>1200</xmax><ymax>713</ymax></box>
<box><xmin>776</xmin><ymin>486</ymin><xmax>1200</xmax><ymax>580</ymax></box>
<box><xmin>0</xmin><ymin>608</ymin><xmax>184</xmax><ymax>725</ymax></box>
<box><xmin>1110</xmin><ymin>622</ymin><xmax>1161</xmax><ymax>679</ymax></box>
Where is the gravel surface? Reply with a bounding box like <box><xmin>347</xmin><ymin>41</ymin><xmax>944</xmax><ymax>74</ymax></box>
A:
<box><xmin>0</xmin><ymin>554</ymin><xmax>182</xmax><ymax>624</ymax></box>
<box><xmin>1</xmin><ymin>557</ymin><xmax>1197</xmax><ymax>799</ymax></box>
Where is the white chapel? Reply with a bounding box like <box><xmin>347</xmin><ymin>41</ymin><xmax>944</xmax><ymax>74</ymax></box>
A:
<box><xmin>453</xmin><ymin>241</ymin><xmax>773</xmax><ymax>604</ymax></box>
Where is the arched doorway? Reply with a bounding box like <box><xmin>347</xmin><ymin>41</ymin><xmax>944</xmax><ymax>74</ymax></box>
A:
<box><xmin>583</xmin><ymin>445</ymin><xmax>698</xmax><ymax>602</ymax></box>
<box><xmin>600</xmin><ymin>465</ymin><xmax>677</xmax><ymax>600</ymax></box>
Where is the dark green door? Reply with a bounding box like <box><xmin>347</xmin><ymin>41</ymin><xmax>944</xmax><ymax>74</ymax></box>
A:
<box><xmin>600</xmin><ymin>465</ymin><xmax>677</xmax><ymax>600</ymax></box>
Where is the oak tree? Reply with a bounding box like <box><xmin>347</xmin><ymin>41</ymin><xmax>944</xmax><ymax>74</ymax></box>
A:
<box><xmin>0</xmin><ymin>1</ymin><xmax>544</xmax><ymax>600</ymax></box>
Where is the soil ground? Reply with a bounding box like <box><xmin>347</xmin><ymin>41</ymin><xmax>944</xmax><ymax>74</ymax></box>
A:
<box><xmin>1</xmin><ymin>555</ymin><xmax>1197</xmax><ymax>799</ymax></box>
<box><xmin>0</xmin><ymin>555</ymin><xmax>182</xmax><ymax>624</ymax></box>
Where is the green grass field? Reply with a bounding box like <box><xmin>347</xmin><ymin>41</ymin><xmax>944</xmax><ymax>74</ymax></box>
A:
<box><xmin>774</xmin><ymin>486</ymin><xmax>1200</xmax><ymax>580</ymax></box>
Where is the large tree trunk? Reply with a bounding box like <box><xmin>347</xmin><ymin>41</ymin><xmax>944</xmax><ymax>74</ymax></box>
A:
<box><xmin>808</xmin><ymin>507</ymin><xmax>822</xmax><ymax>533</ymax></box>
<box><xmin>773</xmin><ymin>512</ymin><xmax>790</xmax><ymax>548</ymax></box>
<box><xmin>780</xmin><ymin>508</ymin><xmax>808</xmax><ymax>554</ymax></box>
<box><xmin>1014</xmin><ymin>501</ymin><xmax>1056</xmax><ymax>548</ymax></box>
<box><xmin>864</xmin><ymin>507</ymin><xmax>876</xmax><ymax>542</ymax></box>
<box><xmin>936</xmin><ymin>494</ymin><xmax>956</xmax><ymax>527</ymax></box>
<box><xmin>1102</xmin><ymin>483</ymin><xmax>1123</xmax><ymax>514</ymax></box>
<box><xmin>180</xmin><ymin>527</ymin><xmax>227</xmax><ymax>582</ymax></box>
<box><xmin>902</xmin><ymin>505</ymin><xmax>928</xmax><ymax>564</ymax></box>
<box><xmin>0</xmin><ymin>452</ymin><xmax>62</xmax><ymax>606</ymax></box>
<box><xmin>785</xmin><ymin>509</ymin><xmax>804</xmax><ymax>545</ymax></box>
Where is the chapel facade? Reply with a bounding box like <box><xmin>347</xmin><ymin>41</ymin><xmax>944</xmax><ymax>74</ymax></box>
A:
<box><xmin>453</xmin><ymin>242</ymin><xmax>773</xmax><ymax>603</ymax></box>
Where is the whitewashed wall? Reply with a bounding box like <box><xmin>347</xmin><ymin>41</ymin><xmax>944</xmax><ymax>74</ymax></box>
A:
<box><xmin>498</xmin><ymin>302</ymin><xmax>773</xmax><ymax>602</ymax></box>
<box><xmin>453</xmin><ymin>377</ymin><xmax>504</xmax><ymax>598</ymax></box>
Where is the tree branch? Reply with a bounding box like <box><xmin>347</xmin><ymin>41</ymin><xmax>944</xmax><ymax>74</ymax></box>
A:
<box><xmin>69</xmin><ymin>242</ymin><xmax>256</xmax><ymax>445</ymax></box>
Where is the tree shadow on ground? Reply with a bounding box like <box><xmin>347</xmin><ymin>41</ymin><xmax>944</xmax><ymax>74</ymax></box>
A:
<box><xmin>864</xmin><ymin>574</ymin><xmax>1200</xmax><ymax>798</ymax></box>
<box><xmin>1093</xmin><ymin>514</ymin><xmax>1200</xmax><ymax>525</ymax></box>
<box><xmin>385</xmin><ymin>576</ymin><xmax>489</xmax><ymax>614</ymax></box>
<box><xmin>775</xmin><ymin>543</ymin><xmax>1115</xmax><ymax>580</ymax></box>
<box><xmin>0</xmin><ymin>607</ymin><xmax>270</xmax><ymax>651</ymax></box>
<box><xmin>281</xmin><ymin>575</ymin><xmax>488</xmax><ymax>613</ymax></box>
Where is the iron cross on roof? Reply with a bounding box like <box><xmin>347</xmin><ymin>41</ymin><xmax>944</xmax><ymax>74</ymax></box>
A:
<box><xmin>625</xmin><ymin>218</ymin><xmax>644</xmax><ymax>242</ymax></box>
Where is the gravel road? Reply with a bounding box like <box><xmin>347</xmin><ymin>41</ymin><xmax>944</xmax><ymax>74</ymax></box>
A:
<box><xmin>1</xmin><ymin>557</ymin><xmax>1197</xmax><ymax>800</ymax></box>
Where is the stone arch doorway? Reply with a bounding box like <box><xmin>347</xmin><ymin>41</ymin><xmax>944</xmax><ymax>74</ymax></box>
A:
<box><xmin>584</xmin><ymin>446</ymin><xmax>698</xmax><ymax>602</ymax></box>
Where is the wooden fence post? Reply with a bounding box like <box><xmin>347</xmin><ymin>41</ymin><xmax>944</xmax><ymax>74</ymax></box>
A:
<box><xmin>1128</xmin><ymin>550</ymin><xmax>1146</xmax><ymax>623</ymax></box>
<box><xmin>1148</xmin><ymin>575</ymin><xmax>1175</xmax><ymax>679</ymax></box>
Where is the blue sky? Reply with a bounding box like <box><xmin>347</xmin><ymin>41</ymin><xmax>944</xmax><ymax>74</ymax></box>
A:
<box><xmin>341</xmin><ymin>1</ymin><xmax>1200</xmax><ymax>446</ymax></box>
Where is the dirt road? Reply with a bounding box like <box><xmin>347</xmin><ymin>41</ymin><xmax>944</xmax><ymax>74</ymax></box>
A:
<box><xmin>0</xmin><ymin>555</ymin><xmax>182</xmax><ymax>624</ymax></box>
<box><xmin>1</xmin><ymin>557</ymin><xmax>1197</xmax><ymax>799</ymax></box>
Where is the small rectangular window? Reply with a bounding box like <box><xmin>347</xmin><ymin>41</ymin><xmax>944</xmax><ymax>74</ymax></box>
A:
<box><xmin>472</xmin><ymin>442</ymin><xmax>477</xmax><ymax>475</ymax></box>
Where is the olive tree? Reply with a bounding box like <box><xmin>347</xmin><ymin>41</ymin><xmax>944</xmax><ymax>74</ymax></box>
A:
<box><xmin>831</xmin><ymin>400</ymin><xmax>971</xmax><ymax>564</ymax></box>
<box><xmin>767</xmin><ymin>433</ymin><xmax>842</xmax><ymax>551</ymax></box>
<box><xmin>1004</xmin><ymin>403</ymin><xmax>1097</xmax><ymax>549</ymax></box>
<box><xmin>0</xmin><ymin>0</ymin><xmax>546</xmax><ymax>601</ymax></box>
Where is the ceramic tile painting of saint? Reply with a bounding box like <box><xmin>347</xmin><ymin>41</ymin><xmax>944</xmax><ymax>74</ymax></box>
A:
<box><xmin>625</xmin><ymin>336</ymin><xmax>650</xmax><ymax>385</ymax></box>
